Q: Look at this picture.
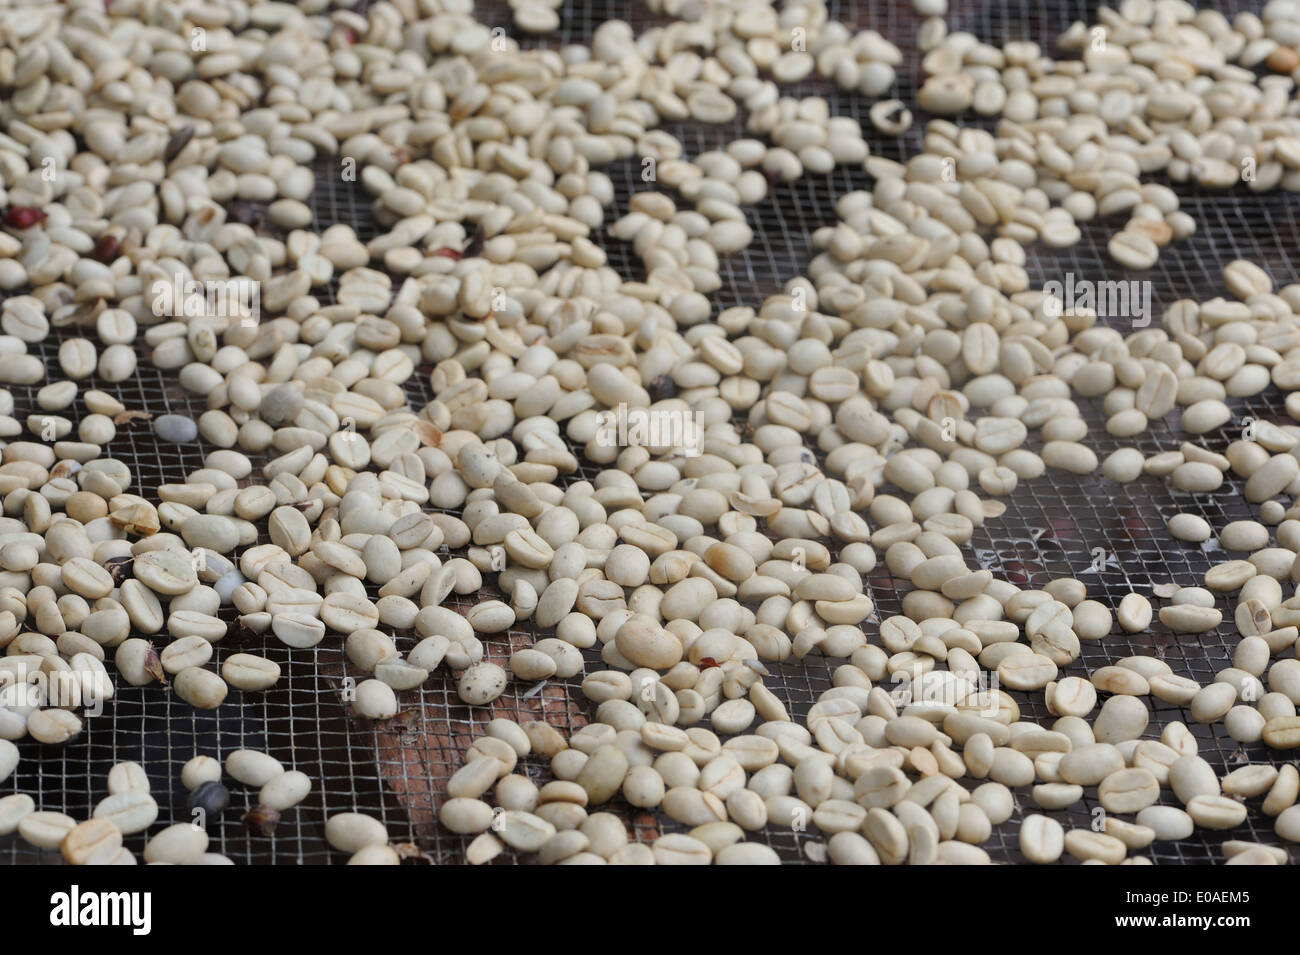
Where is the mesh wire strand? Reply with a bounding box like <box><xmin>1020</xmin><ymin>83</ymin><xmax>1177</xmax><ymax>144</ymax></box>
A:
<box><xmin>3</xmin><ymin>0</ymin><xmax>1300</xmax><ymax>864</ymax></box>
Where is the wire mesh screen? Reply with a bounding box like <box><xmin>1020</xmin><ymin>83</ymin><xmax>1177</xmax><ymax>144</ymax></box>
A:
<box><xmin>3</xmin><ymin>0</ymin><xmax>1299</xmax><ymax>865</ymax></box>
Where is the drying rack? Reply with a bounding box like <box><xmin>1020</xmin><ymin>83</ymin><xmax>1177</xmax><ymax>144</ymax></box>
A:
<box><xmin>3</xmin><ymin>0</ymin><xmax>1299</xmax><ymax>864</ymax></box>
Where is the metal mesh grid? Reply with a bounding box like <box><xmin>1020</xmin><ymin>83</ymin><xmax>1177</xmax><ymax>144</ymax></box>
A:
<box><xmin>3</xmin><ymin>0</ymin><xmax>1300</xmax><ymax>864</ymax></box>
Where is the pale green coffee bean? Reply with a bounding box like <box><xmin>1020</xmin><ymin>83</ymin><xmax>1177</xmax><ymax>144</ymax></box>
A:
<box><xmin>827</xmin><ymin>830</ymin><xmax>881</xmax><ymax>865</ymax></box>
<box><xmin>1137</xmin><ymin>805</ymin><xmax>1194</xmax><ymax>841</ymax></box>
<box><xmin>1071</xmin><ymin>600</ymin><xmax>1111</xmax><ymax>640</ymax></box>
<box><xmin>1064</xmin><ymin>829</ymin><xmax>1126</xmax><ymax>864</ymax></box>
<box><xmin>174</xmin><ymin>667</ymin><xmax>228</xmax><ymax>709</ymax></box>
<box><xmin>1180</xmin><ymin>399</ymin><xmax>1231</xmax><ymax>434</ymax></box>
<box><xmin>1117</xmin><ymin>593</ymin><xmax>1152</xmax><ymax>632</ymax></box>
<box><xmin>1020</xmin><ymin>814</ymin><xmax>1064</xmax><ymax>863</ymax></box>
<box><xmin>1170</xmin><ymin>461</ymin><xmax>1223</xmax><ymax>492</ymax></box>
<box><xmin>375</xmin><ymin>659</ymin><xmax>428</xmax><ymax>690</ymax></box>
<box><xmin>94</xmin><ymin>791</ymin><xmax>159</xmax><ymax>835</ymax></box>
<box><xmin>1059</xmin><ymin>743</ymin><xmax>1124</xmax><ymax>786</ymax></box>
<box><xmin>1098</xmin><ymin>768</ymin><xmax>1160</xmax><ymax>813</ymax></box>
<box><xmin>1190</xmin><ymin>682</ymin><xmax>1237</xmax><ymax>723</ymax></box>
<box><xmin>1159</xmin><ymin>604</ymin><xmax>1222</xmax><ymax>633</ymax></box>
<box><xmin>182</xmin><ymin>756</ymin><xmax>222</xmax><ymax>791</ymax></box>
<box><xmin>1104</xmin><ymin>817</ymin><xmax>1155</xmax><ymax>851</ymax></box>
<box><xmin>1047</xmin><ymin>676</ymin><xmax>1096</xmax><ymax>717</ymax></box>
<box><xmin>259</xmin><ymin>770</ymin><xmax>313</xmax><ymax>811</ymax></box>
<box><xmin>353</xmin><ymin>679</ymin><xmax>398</xmax><ymax>719</ymax></box>
<box><xmin>1169</xmin><ymin>755</ymin><xmax>1220</xmax><ymax>805</ymax></box>
<box><xmin>1167</xmin><ymin>513</ymin><xmax>1211</xmax><ymax>542</ymax></box>
<box><xmin>222</xmin><ymin>653</ymin><xmax>281</xmax><ymax>691</ymax></box>
<box><xmin>272</xmin><ymin>613</ymin><xmax>326</xmax><ymax>649</ymax></box>
<box><xmin>160</xmin><ymin>635</ymin><xmax>213</xmax><ymax>674</ymax></box>
<box><xmin>1230</xmin><ymin>706</ymin><xmax>1269</xmax><ymax>746</ymax></box>
<box><xmin>19</xmin><ymin>812</ymin><xmax>77</xmax><ymax>849</ymax></box>
<box><xmin>458</xmin><ymin>662</ymin><xmax>507</xmax><ymax>705</ymax></box>
<box><xmin>1101</xmin><ymin>449</ymin><xmax>1145</xmax><ymax>483</ymax></box>
<box><xmin>1221</xmin><ymin>520</ymin><xmax>1269</xmax><ymax>552</ymax></box>
<box><xmin>1187</xmin><ymin>794</ymin><xmax>1248</xmax><ymax>830</ymax></box>
<box><xmin>226</xmin><ymin>750</ymin><xmax>284</xmax><ymax>787</ymax></box>
<box><xmin>348</xmin><ymin>845</ymin><xmax>401</xmax><ymax>865</ymax></box>
<box><xmin>1149</xmin><ymin>675</ymin><xmax>1196</xmax><ymax>706</ymax></box>
<box><xmin>496</xmin><ymin>810</ymin><xmax>556</xmax><ymax>852</ymax></box>
<box><xmin>0</xmin><ymin>793</ymin><xmax>34</xmax><ymax>836</ymax></box>
<box><xmin>327</xmin><ymin>811</ymin><xmax>390</xmax><ymax>850</ymax></box>
<box><xmin>107</xmin><ymin>762</ymin><xmax>150</xmax><ymax>795</ymax></box>
<box><xmin>1093</xmin><ymin>695</ymin><xmax>1148</xmax><ymax>742</ymax></box>
<box><xmin>1032</xmin><ymin>783</ymin><xmax>1083</xmax><ymax>810</ymax></box>
<box><xmin>1040</xmin><ymin>441</ymin><xmax>1097</xmax><ymax>474</ymax></box>
<box><xmin>28</xmin><ymin>709</ymin><xmax>82</xmax><ymax>744</ymax></box>
<box><xmin>1245</xmin><ymin>454</ymin><xmax>1299</xmax><ymax>502</ymax></box>
<box><xmin>1263</xmin><ymin>765</ymin><xmax>1299</xmax><ymax>816</ymax></box>
<box><xmin>0</xmin><ymin>740</ymin><xmax>19</xmax><ymax>785</ymax></box>
<box><xmin>143</xmin><ymin>823</ymin><xmax>208</xmax><ymax>864</ymax></box>
<box><xmin>1263</xmin><ymin>715</ymin><xmax>1300</xmax><ymax>749</ymax></box>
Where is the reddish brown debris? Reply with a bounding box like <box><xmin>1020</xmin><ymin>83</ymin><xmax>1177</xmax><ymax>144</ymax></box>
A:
<box><xmin>2</xmin><ymin>206</ymin><xmax>46</xmax><ymax>229</ymax></box>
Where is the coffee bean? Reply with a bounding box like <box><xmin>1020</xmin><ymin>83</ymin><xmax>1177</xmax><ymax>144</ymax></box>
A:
<box><xmin>144</xmin><ymin>823</ymin><xmax>208</xmax><ymax>864</ymax></box>
<box><xmin>154</xmin><ymin>414</ymin><xmax>199</xmax><ymax>443</ymax></box>
<box><xmin>1020</xmin><ymin>814</ymin><xmax>1064</xmax><ymax>863</ymax></box>
<box><xmin>87</xmin><ymin>798</ymin><xmax>149</xmax><ymax>847</ymax></box>
<box><xmin>226</xmin><ymin>750</ymin><xmax>284</xmax><ymax>787</ymax></box>
<box><xmin>260</xmin><ymin>771</ymin><xmax>312</xmax><ymax>811</ymax></box>
<box><xmin>458</xmin><ymin>662</ymin><xmax>507</xmax><ymax>706</ymax></box>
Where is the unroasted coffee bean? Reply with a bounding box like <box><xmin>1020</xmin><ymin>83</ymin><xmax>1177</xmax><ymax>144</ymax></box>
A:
<box><xmin>94</xmin><ymin>791</ymin><xmax>158</xmax><ymax>835</ymax></box>
<box><xmin>260</xmin><ymin>770</ymin><xmax>312</xmax><ymax>810</ymax></box>
<box><xmin>174</xmin><ymin>667</ymin><xmax>228</xmax><ymax>709</ymax></box>
<box><xmin>107</xmin><ymin>762</ymin><xmax>150</xmax><ymax>795</ymax></box>
<box><xmin>458</xmin><ymin>662</ymin><xmax>508</xmax><ymax>705</ymax></box>
<box><xmin>1098</xmin><ymin>768</ymin><xmax>1160</xmax><ymax>813</ymax></box>
<box><xmin>4</xmin><ymin>0</ymin><xmax>1298</xmax><ymax>870</ymax></box>
<box><xmin>1064</xmin><ymin>828</ymin><xmax>1127</xmax><ymax>864</ymax></box>
<box><xmin>28</xmin><ymin>709</ymin><xmax>82</xmax><ymax>744</ymax></box>
<box><xmin>353</xmin><ymin>679</ymin><xmax>399</xmax><ymax>720</ymax></box>
<box><xmin>222</xmin><ymin>653</ymin><xmax>281</xmax><ymax>691</ymax></box>
<box><xmin>0</xmin><ymin>794</ymin><xmax>35</xmax><ymax>836</ymax></box>
<box><xmin>1170</xmin><ymin>755</ymin><xmax>1221</xmax><ymax>805</ymax></box>
<box><xmin>143</xmin><ymin>823</ymin><xmax>208</xmax><ymax>863</ymax></box>
<box><xmin>226</xmin><ymin>750</ymin><xmax>284</xmax><ymax>787</ymax></box>
<box><xmin>440</xmin><ymin>798</ymin><xmax>495</xmax><ymax>835</ymax></box>
<box><xmin>577</xmin><ymin>745</ymin><xmax>629</xmax><ymax>804</ymax></box>
<box><xmin>155</xmin><ymin>414</ymin><xmax>199</xmax><ymax>443</ymax></box>
<box><xmin>349</xmin><ymin>845</ymin><xmax>401</xmax><ymax>865</ymax></box>
<box><xmin>1117</xmin><ymin>593</ymin><xmax>1152</xmax><ymax>633</ymax></box>
<box><xmin>1187</xmin><ymin>794</ymin><xmax>1248</xmax><ymax>830</ymax></box>
<box><xmin>61</xmin><ymin>818</ymin><xmax>123</xmax><ymax>865</ymax></box>
<box><xmin>1137</xmin><ymin>805</ymin><xmax>1194</xmax><ymax>841</ymax></box>
<box><xmin>1159</xmin><ymin>604</ymin><xmax>1222</xmax><ymax>633</ymax></box>
<box><xmin>161</xmin><ymin>635</ymin><xmax>213</xmax><ymax>674</ymax></box>
<box><xmin>1263</xmin><ymin>716</ymin><xmax>1300</xmax><ymax>749</ymax></box>
<box><xmin>1019</xmin><ymin>814</ymin><xmax>1063</xmax><ymax>863</ymax></box>
<box><xmin>182</xmin><ymin>756</ymin><xmax>222</xmax><ymax>791</ymax></box>
<box><xmin>1168</xmin><ymin>513</ymin><xmax>1211</xmax><ymax>542</ymax></box>
<box><xmin>326</xmin><ymin>812</ymin><xmax>390</xmax><ymax>852</ymax></box>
